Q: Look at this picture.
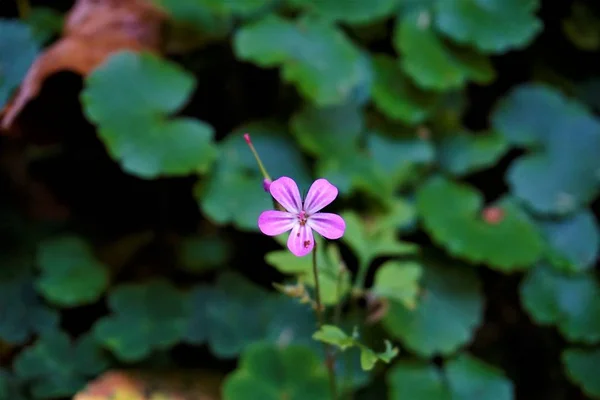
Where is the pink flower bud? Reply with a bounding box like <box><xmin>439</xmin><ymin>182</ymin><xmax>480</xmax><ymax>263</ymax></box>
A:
<box><xmin>262</xmin><ymin>178</ymin><xmax>272</xmax><ymax>192</ymax></box>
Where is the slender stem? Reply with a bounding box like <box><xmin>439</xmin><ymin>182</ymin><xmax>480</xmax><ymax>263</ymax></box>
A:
<box><xmin>244</xmin><ymin>133</ymin><xmax>271</xmax><ymax>181</ymax></box>
<box><xmin>353</xmin><ymin>260</ymin><xmax>369</xmax><ymax>291</ymax></box>
<box><xmin>312</xmin><ymin>242</ymin><xmax>338</xmax><ymax>400</ymax></box>
<box><xmin>333</xmin><ymin>265</ymin><xmax>345</xmax><ymax>327</ymax></box>
<box><xmin>16</xmin><ymin>0</ymin><xmax>30</xmax><ymax>18</ymax></box>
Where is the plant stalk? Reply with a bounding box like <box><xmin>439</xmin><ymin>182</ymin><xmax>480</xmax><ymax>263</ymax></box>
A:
<box><xmin>312</xmin><ymin>242</ymin><xmax>338</xmax><ymax>400</ymax></box>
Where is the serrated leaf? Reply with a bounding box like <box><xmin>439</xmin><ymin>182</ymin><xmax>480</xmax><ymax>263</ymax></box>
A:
<box><xmin>82</xmin><ymin>51</ymin><xmax>217</xmax><ymax>179</ymax></box>
<box><xmin>395</xmin><ymin>11</ymin><xmax>495</xmax><ymax>91</ymax></box>
<box><xmin>382</xmin><ymin>256</ymin><xmax>484</xmax><ymax>357</ymax></box>
<box><xmin>359</xmin><ymin>340</ymin><xmax>399</xmax><ymax>371</ymax></box>
<box><xmin>287</xmin><ymin>0</ymin><xmax>399</xmax><ymax>24</ymax></box>
<box><xmin>539</xmin><ymin>210</ymin><xmax>599</xmax><ymax>272</ymax></box>
<box><xmin>36</xmin><ymin>236</ymin><xmax>109</xmax><ymax>307</ymax></box>
<box><xmin>434</xmin><ymin>0</ymin><xmax>542</xmax><ymax>53</ymax></box>
<box><xmin>222</xmin><ymin>343</ymin><xmax>330</xmax><ymax>400</ymax></box>
<box><xmin>371</xmin><ymin>54</ymin><xmax>438</xmax><ymax>125</ymax></box>
<box><xmin>93</xmin><ymin>280</ymin><xmax>191</xmax><ymax>362</ymax></box>
<box><xmin>388</xmin><ymin>355</ymin><xmax>513</xmax><ymax>400</ymax></box>
<box><xmin>0</xmin><ymin>19</ymin><xmax>39</xmax><ymax>108</ymax></box>
<box><xmin>234</xmin><ymin>15</ymin><xmax>365</xmax><ymax>105</ymax></box>
<box><xmin>416</xmin><ymin>177</ymin><xmax>544</xmax><ymax>270</ymax></box>
<box><xmin>520</xmin><ymin>265</ymin><xmax>600</xmax><ymax>344</ymax></box>
<box><xmin>14</xmin><ymin>331</ymin><xmax>108</xmax><ymax>399</ymax></box>
<box><xmin>312</xmin><ymin>325</ymin><xmax>356</xmax><ymax>350</ymax></box>
<box><xmin>197</xmin><ymin>124</ymin><xmax>311</xmax><ymax>231</ymax></box>
<box><xmin>437</xmin><ymin>132</ymin><xmax>509</xmax><ymax>176</ymax></box>
<box><xmin>373</xmin><ymin>261</ymin><xmax>422</xmax><ymax>309</ymax></box>
<box><xmin>562</xmin><ymin>347</ymin><xmax>600</xmax><ymax>398</ymax></box>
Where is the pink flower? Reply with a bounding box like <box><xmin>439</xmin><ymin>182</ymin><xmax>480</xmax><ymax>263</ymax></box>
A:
<box><xmin>258</xmin><ymin>177</ymin><xmax>346</xmax><ymax>257</ymax></box>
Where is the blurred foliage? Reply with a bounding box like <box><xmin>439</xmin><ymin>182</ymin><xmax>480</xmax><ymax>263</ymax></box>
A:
<box><xmin>0</xmin><ymin>0</ymin><xmax>600</xmax><ymax>399</ymax></box>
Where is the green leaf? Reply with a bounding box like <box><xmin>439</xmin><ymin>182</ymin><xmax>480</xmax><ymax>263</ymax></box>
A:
<box><xmin>0</xmin><ymin>274</ymin><xmax>58</xmax><ymax>344</ymax></box>
<box><xmin>434</xmin><ymin>0</ymin><xmax>542</xmax><ymax>53</ymax></box>
<box><xmin>82</xmin><ymin>51</ymin><xmax>217</xmax><ymax>179</ymax></box>
<box><xmin>312</xmin><ymin>325</ymin><xmax>356</xmax><ymax>350</ymax></box>
<box><xmin>178</xmin><ymin>234</ymin><xmax>231</xmax><ymax>273</ymax></box>
<box><xmin>382</xmin><ymin>256</ymin><xmax>484</xmax><ymax>357</ymax></box>
<box><xmin>437</xmin><ymin>132</ymin><xmax>509</xmax><ymax>176</ymax></box>
<box><xmin>36</xmin><ymin>236</ymin><xmax>109</xmax><ymax>307</ymax></box>
<box><xmin>562</xmin><ymin>2</ymin><xmax>600</xmax><ymax>52</ymax></box>
<box><xmin>25</xmin><ymin>7</ymin><xmax>63</xmax><ymax>44</ymax></box>
<box><xmin>234</xmin><ymin>15</ymin><xmax>365</xmax><ymax>105</ymax></box>
<box><xmin>223</xmin><ymin>343</ymin><xmax>330</xmax><ymax>400</ymax></box>
<box><xmin>539</xmin><ymin>210</ymin><xmax>599</xmax><ymax>272</ymax></box>
<box><xmin>359</xmin><ymin>340</ymin><xmax>399</xmax><ymax>371</ymax></box>
<box><xmin>0</xmin><ymin>19</ymin><xmax>39</xmax><ymax>108</ymax></box>
<box><xmin>388</xmin><ymin>355</ymin><xmax>513</xmax><ymax>400</ymax></box>
<box><xmin>395</xmin><ymin>11</ymin><xmax>495</xmax><ymax>91</ymax></box>
<box><xmin>14</xmin><ymin>331</ymin><xmax>108</xmax><ymax>399</ymax></box>
<box><xmin>93</xmin><ymin>280</ymin><xmax>191</xmax><ymax>362</ymax></box>
<box><xmin>265</xmin><ymin>242</ymin><xmax>350</xmax><ymax>305</ymax></box>
<box><xmin>0</xmin><ymin>370</ymin><xmax>25</xmax><ymax>400</ymax></box>
<box><xmin>520</xmin><ymin>265</ymin><xmax>600</xmax><ymax>344</ymax></box>
<box><xmin>371</xmin><ymin>54</ymin><xmax>438</xmax><ymax>125</ymax></box>
<box><xmin>286</xmin><ymin>0</ymin><xmax>400</xmax><ymax>24</ymax></box>
<box><xmin>197</xmin><ymin>124</ymin><xmax>311</xmax><ymax>231</ymax></box>
<box><xmin>373</xmin><ymin>261</ymin><xmax>422</xmax><ymax>309</ymax></box>
<box><xmin>562</xmin><ymin>347</ymin><xmax>600</xmax><ymax>398</ymax></box>
<box><xmin>416</xmin><ymin>177</ymin><xmax>544</xmax><ymax>271</ymax></box>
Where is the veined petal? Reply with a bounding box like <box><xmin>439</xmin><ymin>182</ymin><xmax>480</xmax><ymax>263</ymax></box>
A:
<box><xmin>303</xmin><ymin>178</ymin><xmax>338</xmax><ymax>214</ymax></box>
<box><xmin>258</xmin><ymin>210</ymin><xmax>296</xmax><ymax>236</ymax></box>
<box><xmin>287</xmin><ymin>223</ymin><xmax>314</xmax><ymax>257</ymax></box>
<box><xmin>307</xmin><ymin>212</ymin><xmax>345</xmax><ymax>240</ymax></box>
<box><xmin>269</xmin><ymin>176</ymin><xmax>302</xmax><ymax>213</ymax></box>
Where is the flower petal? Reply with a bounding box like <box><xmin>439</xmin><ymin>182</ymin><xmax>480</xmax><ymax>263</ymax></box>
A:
<box><xmin>287</xmin><ymin>223</ymin><xmax>314</xmax><ymax>257</ymax></box>
<box><xmin>269</xmin><ymin>176</ymin><xmax>302</xmax><ymax>213</ymax></box>
<box><xmin>258</xmin><ymin>210</ymin><xmax>296</xmax><ymax>236</ymax></box>
<box><xmin>303</xmin><ymin>178</ymin><xmax>338</xmax><ymax>214</ymax></box>
<box><xmin>307</xmin><ymin>213</ymin><xmax>346</xmax><ymax>240</ymax></box>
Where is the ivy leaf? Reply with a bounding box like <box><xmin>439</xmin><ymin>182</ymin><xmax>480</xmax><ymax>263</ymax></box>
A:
<box><xmin>436</xmin><ymin>132</ymin><xmax>509</xmax><ymax>176</ymax></box>
<box><xmin>562</xmin><ymin>347</ymin><xmax>600</xmax><ymax>398</ymax></box>
<box><xmin>434</xmin><ymin>0</ymin><xmax>542</xmax><ymax>53</ymax></box>
<box><xmin>416</xmin><ymin>177</ymin><xmax>544</xmax><ymax>271</ymax></box>
<box><xmin>520</xmin><ymin>265</ymin><xmax>600</xmax><ymax>344</ymax></box>
<box><xmin>93</xmin><ymin>280</ymin><xmax>191</xmax><ymax>362</ymax></box>
<box><xmin>178</xmin><ymin>234</ymin><xmax>231</xmax><ymax>273</ymax></box>
<box><xmin>197</xmin><ymin>124</ymin><xmax>311</xmax><ymax>231</ymax></box>
<box><xmin>286</xmin><ymin>0</ymin><xmax>400</xmax><ymax>24</ymax></box>
<box><xmin>82</xmin><ymin>51</ymin><xmax>217</xmax><ymax>179</ymax></box>
<box><xmin>388</xmin><ymin>355</ymin><xmax>513</xmax><ymax>400</ymax></box>
<box><xmin>0</xmin><ymin>19</ymin><xmax>39</xmax><ymax>108</ymax></box>
<box><xmin>371</xmin><ymin>54</ymin><xmax>438</xmax><ymax>125</ymax></box>
<box><xmin>14</xmin><ymin>331</ymin><xmax>108</xmax><ymax>399</ymax></box>
<box><xmin>395</xmin><ymin>11</ymin><xmax>495</xmax><ymax>91</ymax></box>
<box><xmin>234</xmin><ymin>15</ymin><xmax>365</xmax><ymax>105</ymax></box>
<box><xmin>0</xmin><ymin>274</ymin><xmax>58</xmax><ymax>345</ymax></box>
<box><xmin>36</xmin><ymin>236</ymin><xmax>109</xmax><ymax>307</ymax></box>
<box><xmin>539</xmin><ymin>210</ymin><xmax>600</xmax><ymax>273</ymax></box>
<box><xmin>373</xmin><ymin>261</ymin><xmax>422</xmax><ymax>309</ymax></box>
<box><xmin>382</xmin><ymin>256</ymin><xmax>484</xmax><ymax>357</ymax></box>
<box><xmin>223</xmin><ymin>343</ymin><xmax>330</xmax><ymax>400</ymax></box>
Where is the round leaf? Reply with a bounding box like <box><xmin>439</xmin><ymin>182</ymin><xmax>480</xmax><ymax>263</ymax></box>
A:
<box><xmin>417</xmin><ymin>177</ymin><xmax>544</xmax><ymax>270</ymax></box>
<box><xmin>382</xmin><ymin>256</ymin><xmax>484</xmax><ymax>357</ymax></box>
<box><xmin>36</xmin><ymin>236</ymin><xmax>109</xmax><ymax>307</ymax></box>
<box><xmin>82</xmin><ymin>51</ymin><xmax>217</xmax><ymax>179</ymax></box>
<box><xmin>437</xmin><ymin>132</ymin><xmax>509</xmax><ymax>176</ymax></box>
<box><xmin>562</xmin><ymin>347</ymin><xmax>600</xmax><ymax>398</ymax></box>
<box><xmin>372</xmin><ymin>261</ymin><xmax>422</xmax><ymax>309</ymax></box>
<box><xmin>286</xmin><ymin>0</ymin><xmax>399</xmax><ymax>24</ymax></box>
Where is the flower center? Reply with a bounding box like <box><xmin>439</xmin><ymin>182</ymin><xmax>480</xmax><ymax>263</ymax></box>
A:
<box><xmin>298</xmin><ymin>210</ymin><xmax>308</xmax><ymax>226</ymax></box>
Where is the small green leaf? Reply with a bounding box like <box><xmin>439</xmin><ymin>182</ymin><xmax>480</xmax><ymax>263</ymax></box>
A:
<box><xmin>0</xmin><ymin>19</ymin><xmax>39</xmax><ymax>108</ymax></box>
<box><xmin>197</xmin><ymin>125</ymin><xmax>311</xmax><ymax>231</ymax></box>
<box><xmin>178</xmin><ymin>234</ymin><xmax>231</xmax><ymax>273</ymax></box>
<box><xmin>437</xmin><ymin>132</ymin><xmax>509</xmax><ymax>176</ymax></box>
<box><xmin>371</xmin><ymin>54</ymin><xmax>438</xmax><ymax>125</ymax></box>
<box><xmin>382</xmin><ymin>256</ymin><xmax>484</xmax><ymax>357</ymax></box>
<box><xmin>82</xmin><ymin>51</ymin><xmax>217</xmax><ymax>179</ymax></box>
<box><xmin>562</xmin><ymin>347</ymin><xmax>600</xmax><ymax>398</ymax></box>
<box><xmin>234</xmin><ymin>15</ymin><xmax>365</xmax><ymax>105</ymax></box>
<box><xmin>36</xmin><ymin>236</ymin><xmax>109</xmax><ymax>307</ymax></box>
<box><xmin>416</xmin><ymin>177</ymin><xmax>544</xmax><ymax>271</ymax></box>
<box><xmin>286</xmin><ymin>0</ymin><xmax>400</xmax><ymax>24</ymax></box>
<box><xmin>14</xmin><ymin>331</ymin><xmax>108</xmax><ymax>399</ymax></box>
<box><xmin>360</xmin><ymin>340</ymin><xmax>399</xmax><ymax>371</ymax></box>
<box><xmin>312</xmin><ymin>325</ymin><xmax>356</xmax><ymax>350</ymax></box>
<box><xmin>93</xmin><ymin>280</ymin><xmax>191</xmax><ymax>362</ymax></box>
<box><xmin>388</xmin><ymin>355</ymin><xmax>513</xmax><ymax>400</ymax></box>
<box><xmin>434</xmin><ymin>0</ymin><xmax>542</xmax><ymax>53</ymax></box>
<box><xmin>520</xmin><ymin>265</ymin><xmax>600</xmax><ymax>344</ymax></box>
<box><xmin>223</xmin><ymin>343</ymin><xmax>330</xmax><ymax>400</ymax></box>
<box><xmin>395</xmin><ymin>11</ymin><xmax>495</xmax><ymax>91</ymax></box>
<box><xmin>373</xmin><ymin>261</ymin><xmax>422</xmax><ymax>309</ymax></box>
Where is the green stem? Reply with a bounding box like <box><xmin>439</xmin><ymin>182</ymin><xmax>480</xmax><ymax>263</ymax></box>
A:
<box><xmin>244</xmin><ymin>133</ymin><xmax>271</xmax><ymax>181</ymax></box>
<box><xmin>312</xmin><ymin>242</ymin><xmax>338</xmax><ymax>400</ymax></box>
<box><xmin>16</xmin><ymin>0</ymin><xmax>30</xmax><ymax>18</ymax></box>
<box><xmin>353</xmin><ymin>260</ymin><xmax>369</xmax><ymax>291</ymax></box>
